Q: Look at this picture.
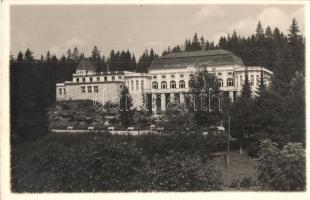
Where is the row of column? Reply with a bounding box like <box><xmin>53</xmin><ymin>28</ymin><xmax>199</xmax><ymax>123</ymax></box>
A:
<box><xmin>148</xmin><ymin>91</ymin><xmax>235</xmax><ymax>113</ymax></box>
<box><xmin>152</xmin><ymin>92</ymin><xmax>185</xmax><ymax>112</ymax></box>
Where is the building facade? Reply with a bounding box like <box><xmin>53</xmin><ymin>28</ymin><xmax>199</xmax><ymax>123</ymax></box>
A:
<box><xmin>56</xmin><ymin>50</ymin><xmax>273</xmax><ymax>112</ymax></box>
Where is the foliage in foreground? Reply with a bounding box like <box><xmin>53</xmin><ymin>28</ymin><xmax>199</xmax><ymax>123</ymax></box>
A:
<box><xmin>11</xmin><ymin>133</ymin><xmax>223</xmax><ymax>192</ymax></box>
<box><xmin>256</xmin><ymin>139</ymin><xmax>305</xmax><ymax>191</ymax></box>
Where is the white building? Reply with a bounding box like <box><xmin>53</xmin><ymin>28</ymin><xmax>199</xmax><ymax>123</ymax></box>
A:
<box><xmin>56</xmin><ymin>50</ymin><xmax>272</xmax><ymax>112</ymax></box>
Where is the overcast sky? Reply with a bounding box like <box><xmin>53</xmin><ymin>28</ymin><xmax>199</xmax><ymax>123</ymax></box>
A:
<box><xmin>10</xmin><ymin>4</ymin><xmax>305</xmax><ymax>59</ymax></box>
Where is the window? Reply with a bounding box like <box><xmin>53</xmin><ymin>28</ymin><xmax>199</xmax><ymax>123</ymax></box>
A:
<box><xmin>82</xmin><ymin>78</ymin><xmax>86</xmax><ymax>82</ymax></box>
<box><xmin>228</xmin><ymin>72</ymin><xmax>233</xmax><ymax>75</ymax></box>
<box><xmin>171</xmin><ymin>75</ymin><xmax>175</xmax><ymax>78</ymax></box>
<box><xmin>170</xmin><ymin>81</ymin><xmax>176</xmax><ymax>88</ymax></box>
<box><xmin>227</xmin><ymin>78</ymin><xmax>234</xmax><ymax>86</ymax></box>
<box><xmin>58</xmin><ymin>88</ymin><xmax>62</xmax><ymax>95</ymax></box>
<box><xmin>179</xmin><ymin>80</ymin><xmax>185</xmax><ymax>88</ymax></box>
<box><xmin>250</xmin><ymin>75</ymin><xmax>254</xmax><ymax>86</ymax></box>
<box><xmin>131</xmin><ymin>80</ymin><xmax>134</xmax><ymax>90</ymax></box>
<box><xmin>104</xmin><ymin>77</ymin><xmax>107</xmax><ymax>81</ymax></box>
<box><xmin>180</xmin><ymin>74</ymin><xmax>184</xmax><ymax>78</ymax></box>
<box><xmin>76</xmin><ymin>78</ymin><xmax>80</xmax><ymax>82</ymax></box>
<box><xmin>136</xmin><ymin>80</ymin><xmax>139</xmax><ymax>90</ymax></box>
<box><xmin>63</xmin><ymin>88</ymin><xmax>66</xmax><ymax>94</ymax></box>
<box><xmin>94</xmin><ymin>86</ymin><xmax>98</xmax><ymax>93</ymax></box>
<box><xmin>120</xmin><ymin>85</ymin><xmax>123</xmax><ymax>89</ymax></box>
<box><xmin>218</xmin><ymin>72</ymin><xmax>222</xmax><ymax>76</ymax></box>
<box><xmin>97</xmin><ymin>77</ymin><xmax>100</xmax><ymax>82</ymax></box>
<box><xmin>90</xmin><ymin>77</ymin><xmax>93</xmax><ymax>82</ymax></box>
<box><xmin>118</xmin><ymin>76</ymin><xmax>122</xmax><ymax>79</ymax></box>
<box><xmin>161</xmin><ymin>81</ymin><xmax>167</xmax><ymax>89</ymax></box>
<box><xmin>162</xmin><ymin>75</ymin><xmax>166</xmax><ymax>78</ymax></box>
<box><xmin>141</xmin><ymin>80</ymin><xmax>144</xmax><ymax>90</ymax></box>
<box><xmin>152</xmin><ymin>81</ymin><xmax>158</xmax><ymax>89</ymax></box>
<box><xmin>153</xmin><ymin>76</ymin><xmax>157</xmax><ymax>79</ymax></box>
<box><xmin>189</xmin><ymin>74</ymin><xmax>194</xmax><ymax>77</ymax></box>
<box><xmin>218</xmin><ymin>78</ymin><xmax>223</xmax><ymax>87</ymax></box>
<box><xmin>81</xmin><ymin>86</ymin><xmax>86</xmax><ymax>93</ymax></box>
<box><xmin>112</xmin><ymin>76</ymin><xmax>115</xmax><ymax>81</ymax></box>
<box><xmin>87</xmin><ymin>86</ymin><xmax>92</xmax><ymax>93</ymax></box>
<box><xmin>240</xmin><ymin>75</ymin><xmax>243</xmax><ymax>84</ymax></box>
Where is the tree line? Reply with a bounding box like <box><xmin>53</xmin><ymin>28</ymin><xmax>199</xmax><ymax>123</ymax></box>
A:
<box><xmin>10</xmin><ymin>18</ymin><xmax>304</xmax><ymax>142</ymax></box>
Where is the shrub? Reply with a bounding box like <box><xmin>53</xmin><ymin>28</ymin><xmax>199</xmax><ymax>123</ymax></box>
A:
<box><xmin>12</xmin><ymin>134</ymin><xmax>224</xmax><ymax>192</ymax></box>
<box><xmin>247</xmin><ymin>141</ymin><xmax>260</xmax><ymax>158</ymax></box>
<box><xmin>240</xmin><ymin>177</ymin><xmax>253</xmax><ymax>188</ymax></box>
<box><xmin>256</xmin><ymin>139</ymin><xmax>305</xmax><ymax>191</ymax></box>
<box><xmin>229</xmin><ymin>179</ymin><xmax>239</xmax><ymax>188</ymax></box>
<box><xmin>140</xmin><ymin>152</ymin><xmax>223</xmax><ymax>191</ymax></box>
<box><xmin>12</xmin><ymin>133</ymin><xmax>144</xmax><ymax>192</ymax></box>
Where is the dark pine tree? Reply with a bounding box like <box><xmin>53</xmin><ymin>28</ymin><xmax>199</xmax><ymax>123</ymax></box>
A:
<box><xmin>119</xmin><ymin>86</ymin><xmax>134</xmax><ymax>127</ymax></box>
<box><xmin>24</xmin><ymin>48</ymin><xmax>34</xmax><ymax>63</ymax></box>
<box><xmin>256</xmin><ymin>67</ymin><xmax>266</xmax><ymax>97</ymax></box>
<box><xmin>241</xmin><ymin>67</ymin><xmax>252</xmax><ymax>99</ymax></box>
<box><xmin>16</xmin><ymin>51</ymin><xmax>24</xmax><ymax>62</ymax></box>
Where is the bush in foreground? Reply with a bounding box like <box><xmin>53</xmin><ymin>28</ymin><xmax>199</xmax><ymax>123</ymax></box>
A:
<box><xmin>140</xmin><ymin>152</ymin><xmax>223</xmax><ymax>191</ymax></box>
<box><xmin>256</xmin><ymin>139</ymin><xmax>305</xmax><ymax>191</ymax></box>
<box><xmin>12</xmin><ymin>133</ymin><xmax>223</xmax><ymax>192</ymax></box>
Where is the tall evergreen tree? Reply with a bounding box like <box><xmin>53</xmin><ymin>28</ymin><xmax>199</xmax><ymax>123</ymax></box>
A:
<box><xmin>90</xmin><ymin>46</ymin><xmax>101</xmax><ymax>65</ymax></box>
<box><xmin>16</xmin><ymin>51</ymin><xmax>24</xmax><ymax>62</ymax></box>
<box><xmin>72</xmin><ymin>47</ymin><xmax>80</xmax><ymax>62</ymax></box>
<box><xmin>288</xmin><ymin>18</ymin><xmax>302</xmax><ymax>46</ymax></box>
<box><xmin>255</xmin><ymin>21</ymin><xmax>265</xmax><ymax>40</ymax></box>
<box><xmin>46</xmin><ymin>51</ymin><xmax>51</xmax><ymax>62</ymax></box>
<box><xmin>256</xmin><ymin>67</ymin><xmax>266</xmax><ymax>97</ymax></box>
<box><xmin>24</xmin><ymin>48</ymin><xmax>34</xmax><ymax>62</ymax></box>
<box><xmin>119</xmin><ymin>86</ymin><xmax>134</xmax><ymax>127</ymax></box>
<box><xmin>241</xmin><ymin>67</ymin><xmax>252</xmax><ymax>99</ymax></box>
<box><xmin>191</xmin><ymin>33</ymin><xmax>202</xmax><ymax>51</ymax></box>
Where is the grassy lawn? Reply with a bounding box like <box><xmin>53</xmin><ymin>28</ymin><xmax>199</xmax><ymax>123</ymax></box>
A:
<box><xmin>208</xmin><ymin>150</ymin><xmax>258</xmax><ymax>190</ymax></box>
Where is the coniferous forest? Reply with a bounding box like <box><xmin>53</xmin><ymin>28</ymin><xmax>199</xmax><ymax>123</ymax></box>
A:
<box><xmin>10</xmin><ymin>19</ymin><xmax>305</xmax><ymax>191</ymax></box>
<box><xmin>10</xmin><ymin>19</ymin><xmax>304</xmax><ymax>142</ymax></box>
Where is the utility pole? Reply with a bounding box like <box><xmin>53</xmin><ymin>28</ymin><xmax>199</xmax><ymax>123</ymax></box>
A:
<box><xmin>226</xmin><ymin>114</ymin><xmax>231</xmax><ymax>168</ymax></box>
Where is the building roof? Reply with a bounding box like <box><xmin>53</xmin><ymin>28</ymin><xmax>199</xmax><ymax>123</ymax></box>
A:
<box><xmin>149</xmin><ymin>49</ymin><xmax>244</xmax><ymax>70</ymax></box>
<box><xmin>76</xmin><ymin>58</ymin><xmax>97</xmax><ymax>71</ymax></box>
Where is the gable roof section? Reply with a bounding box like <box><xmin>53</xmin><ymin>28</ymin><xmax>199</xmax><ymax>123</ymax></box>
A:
<box><xmin>76</xmin><ymin>58</ymin><xmax>97</xmax><ymax>71</ymax></box>
<box><xmin>149</xmin><ymin>49</ymin><xmax>244</xmax><ymax>70</ymax></box>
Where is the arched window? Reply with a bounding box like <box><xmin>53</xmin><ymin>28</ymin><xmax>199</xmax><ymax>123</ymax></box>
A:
<box><xmin>152</xmin><ymin>81</ymin><xmax>158</xmax><ymax>89</ymax></box>
<box><xmin>217</xmin><ymin>78</ymin><xmax>223</xmax><ymax>87</ymax></box>
<box><xmin>141</xmin><ymin>80</ymin><xmax>144</xmax><ymax>90</ymax></box>
<box><xmin>170</xmin><ymin>81</ymin><xmax>176</xmax><ymax>89</ymax></box>
<box><xmin>240</xmin><ymin>75</ymin><xmax>243</xmax><ymax>84</ymax></box>
<box><xmin>250</xmin><ymin>75</ymin><xmax>254</xmax><ymax>86</ymax></box>
<box><xmin>161</xmin><ymin>81</ymin><xmax>167</xmax><ymax>89</ymax></box>
<box><xmin>136</xmin><ymin>80</ymin><xmax>139</xmax><ymax>90</ymax></box>
<box><xmin>227</xmin><ymin>78</ymin><xmax>234</xmax><ymax>86</ymax></box>
<box><xmin>179</xmin><ymin>80</ymin><xmax>185</xmax><ymax>88</ymax></box>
